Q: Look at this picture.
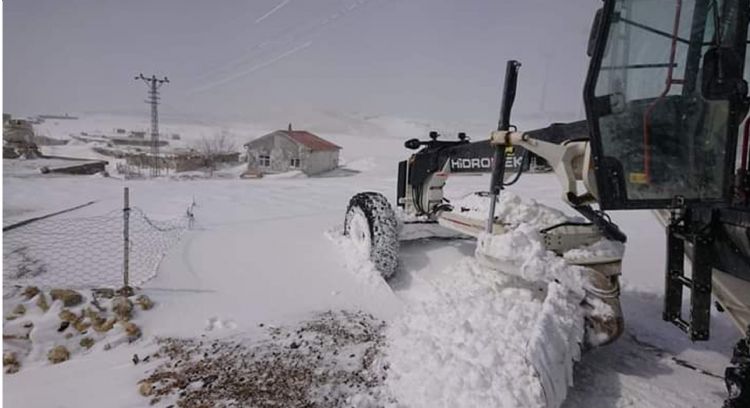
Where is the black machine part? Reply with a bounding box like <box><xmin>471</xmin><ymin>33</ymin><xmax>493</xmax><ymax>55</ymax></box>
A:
<box><xmin>724</xmin><ymin>330</ymin><xmax>750</xmax><ymax>408</ymax></box>
<box><xmin>344</xmin><ymin>192</ymin><xmax>399</xmax><ymax>279</ymax></box>
<box><xmin>397</xmin><ymin>120</ymin><xmax>627</xmax><ymax>242</ymax></box>
<box><xmin>584</xmin><ymin>0</ymin><xmax>750</xmax><ymax>210</ymax></box>
<box><xmin>581</xmin><ymin>0</ymin><xmax>750</xmax><ymax>343</ymax></box>
<box><xmin>485</xmin><ymin>60</ymin><xmax>522</xmax><ymax>232</ymax></box>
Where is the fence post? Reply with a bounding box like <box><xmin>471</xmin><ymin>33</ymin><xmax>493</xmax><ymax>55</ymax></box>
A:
<box><xmin>123</xmin><ymin>187</ymin><xmax>131</xmax><ymax>290</ymax></box>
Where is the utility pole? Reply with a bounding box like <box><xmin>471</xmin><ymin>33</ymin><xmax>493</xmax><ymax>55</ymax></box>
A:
<box><xmin>135</xmin><ymin>73</ymin><xmax>169</xmax><ymax>177</ymax></box>
<box><xmin>122</xmin><ymin>187</ymin><xmax>130</xmax><ymax>290</ymax></box>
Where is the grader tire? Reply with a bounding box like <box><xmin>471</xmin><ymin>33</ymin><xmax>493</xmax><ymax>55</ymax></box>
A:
<box><xmin>344</xmin><ymin>192</ymin><xmax>399</xmax><ymax>279</ymax></box>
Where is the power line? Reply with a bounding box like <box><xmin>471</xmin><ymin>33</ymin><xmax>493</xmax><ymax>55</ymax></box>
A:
<box><xmin>135</xmin><ymin>73</ymin><xmax>170</xmax><ymax>177</ymax></box>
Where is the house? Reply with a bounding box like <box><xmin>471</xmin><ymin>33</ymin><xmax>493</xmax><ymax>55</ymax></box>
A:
<box><xmin>3</xmin><ymin>116</ymin><xmax>41</xmax><ymax>158</ymax></box>
<box><xmin>244</xmin><ymin>124</ymin><xmax>341</xmax><ymax>176</ymax></box>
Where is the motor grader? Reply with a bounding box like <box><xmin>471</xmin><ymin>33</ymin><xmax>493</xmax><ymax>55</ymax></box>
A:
<box><xmin>343</xmin><ymin>0</ymin><xmax>750</xmax><ymax>406</ymax></box>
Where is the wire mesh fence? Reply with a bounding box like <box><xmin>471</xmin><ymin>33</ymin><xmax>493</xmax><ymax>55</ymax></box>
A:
<box><xmin>3</xmin><ymin>196</ymin><xmax>193</xmax><ymax>290</ymax></box>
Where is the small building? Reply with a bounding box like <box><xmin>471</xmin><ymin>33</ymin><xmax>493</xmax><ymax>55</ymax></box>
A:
<box><xmin>244</xmin><ymin>124</ymin><xmax>341</xmax><ymax>176</ymax></box>
<box><xmin>3</xmin><ymin>118</ymin><xmax>34</xmax><ymax>144</ymax></box>
<box><xmin>3</xmin><ymin>116</ymin><xmax>40</xmax><ymax>158</ymax></box>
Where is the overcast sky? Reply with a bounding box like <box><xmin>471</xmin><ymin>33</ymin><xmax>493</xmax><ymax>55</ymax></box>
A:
<box><xmin>5</xmin><ymin>0</ymin><xmax>599</xmax><ymax>126</ymax></box>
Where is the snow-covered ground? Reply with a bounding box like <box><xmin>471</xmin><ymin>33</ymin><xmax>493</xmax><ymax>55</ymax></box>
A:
<box><xmin>3</xmin><ymin>114</ymin><xmax>740</xmax><ymax>407</ymax></box>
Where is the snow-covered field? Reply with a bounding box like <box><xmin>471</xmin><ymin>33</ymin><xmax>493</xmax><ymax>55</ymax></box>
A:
<box><xmin>3</xmin><ymin>114</ymin><xmax>739</xmax><ymax>407</ymax></box>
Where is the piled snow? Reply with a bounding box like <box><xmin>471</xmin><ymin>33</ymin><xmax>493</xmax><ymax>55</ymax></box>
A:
<box><xmin>452</xmin><ymin>192</ymin><xmax>590</xmax><ymax>291</ymax></box>
<box><xmin>325</xmin><ymin>226</ymin><xmax>391</xmax><ymax>288</ymax></box>
<box><xmin>264</xmin><ymin>170</ymin><xmax>306</xmax><ymax>179</ymax></box>
<box><xmin>383</xmin><ymin>193</ymin><xmax>604</xmax><ymax>408</ymax></box>
<box><xmin>341</xmin><ymin>157</ymin><xmax>377</xmax><ymax>172</ymax></box>
<box><xmin>453</xmin><ymin>191</ymin><xmax>572</xmax><ymax>229</ymax></box>
<box><xmin>563</xmin><ymin>238</ymin><xmax>625</xmax><ymax>264</ymax></box>
<box><xmin>326</xmin><ymin>190</ymin><xmax>623</xmax><ymax>407</ymax></box>
<box><xmin>527</xmin><ymin>283</ymin><xmax>585</xmax><ymax>407</ymax></box>
<box><xmin>385</xmin><ymin>258</ymin><xmax>585</xmax><ymax>408</ymax></box>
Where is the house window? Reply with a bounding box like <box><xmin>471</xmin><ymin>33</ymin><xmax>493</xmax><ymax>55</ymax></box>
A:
<box><xmin>290</xmin><ymin>158</ymin><xmax>300</xmax><ymax>168</ymax></box>
<box><xmin>259</xmin><ymin>155</ymin><xmax>270</xmax><ymax>167</ymax></box>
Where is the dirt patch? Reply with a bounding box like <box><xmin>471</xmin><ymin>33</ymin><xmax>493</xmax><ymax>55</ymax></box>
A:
<box><xmin>139</xmin><ymin>311</ymin><xmax>392</xmax><ymax>407</ymax></box>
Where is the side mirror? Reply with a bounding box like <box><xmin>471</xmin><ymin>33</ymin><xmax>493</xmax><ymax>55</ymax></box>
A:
<box><xmin>587</xmin><ymin>8</ymin><xmax>604</xmax><ymax>57</ymax></box>
<box><xmin>702</xmin><ymin>47</ymin><xmax>748</xmax><ymax>100</ymax></box>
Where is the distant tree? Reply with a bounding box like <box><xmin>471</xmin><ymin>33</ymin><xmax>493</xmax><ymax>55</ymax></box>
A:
<box><xmin>195</xmin><ymin>131</ymin><xmax>238</xmax><ymax>175</ymax></box>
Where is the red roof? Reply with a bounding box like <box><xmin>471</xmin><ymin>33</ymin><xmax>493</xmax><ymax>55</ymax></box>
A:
<box><xmin>283</xmin><ymin>130</ymin><xmax>341</xmax><ymax>151</ymax></box>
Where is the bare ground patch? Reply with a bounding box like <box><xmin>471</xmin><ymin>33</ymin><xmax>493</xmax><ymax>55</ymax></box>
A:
<box><xmin>139</xmin><ymin>311</ymin><xmax>392</xmax><ymax>407</ymax></box>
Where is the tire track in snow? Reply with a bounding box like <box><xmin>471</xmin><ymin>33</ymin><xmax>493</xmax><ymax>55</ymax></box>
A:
<box><xmin>564</xmin><ymin>333</ymin><xmax>726</xmax><ymax>407</ymax></box>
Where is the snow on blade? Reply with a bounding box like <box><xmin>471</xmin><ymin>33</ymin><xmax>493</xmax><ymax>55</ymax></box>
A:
<box><xmin>384</xmin><ymin>193</ymin><xmax>597</xmax><ymax>408</ymax></box>
<box><xmin>527</xmin><ymin>282</ymin><xmax>585</xmax><ymax>408</ymax></box>
<box><xmin>563</xmin><ymin>238</ymin><xmax>625</xmax><ymax>264</ymax></box>
<box><xmin>460</xmin><ymin>191</ymin><xmax>593</xmax><ymax>290</ymax></box>
<box><xmin>454</xmin><ymin>191</ymin><xmax>573</xmax><ymax>230</ymax></box>
<box><xmin>385</xmin><ymin>258</ymin><xmax>586</xmax><ymax>408</ymax></box>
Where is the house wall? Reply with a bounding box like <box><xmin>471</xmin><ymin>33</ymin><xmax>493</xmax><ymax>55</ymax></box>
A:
<box><xmin>245</xmin><ymin>132</ymin><xmax>340</xmax><ymax>175</ymax></box>
<box><xmin>3</xmin><ymin>120</ymin><xmax>34</xmax><ymax>143</ymax></box>
<box><xmin>303</xmin><ymin>150</ymin><xmax>339</xmax><ymax>175</ymax></box>
<box><xmin>245</xmin><ymin>132</ymin><xmax>301</xmax><ymax>174</ymax></box>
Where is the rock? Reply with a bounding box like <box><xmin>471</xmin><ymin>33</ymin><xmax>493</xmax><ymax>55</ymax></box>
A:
<box><xmin>4</xmin><ymin>351</ymin><xmax>21</xmax><ymax>374</ymax></box>
<box><xmin>58</xmin><ymin>321</ymin><xmax>71</xmax><ymax>332</ymax></box>
<box><xmin>83</xmin><ymin>308</ymin><xmax>104</xmax><ymax>324</ymax></box>
<box><xmin>94</xmin><ymin>318</ymin><xmax>116</xmax><ymax>333</ymax></box>
<box><xmin>22</xmin><ymin>286</ymin><xmax>40</xmax><ymax>300</ymax></box>
<box><xmin>135</xmin><ymin>294</ymin><xmax>154</xmax><ymax>311</ymax></box>
<box><xmin>47</xmin><ymin>346</ymin><xmax>70</xmax><ymax>364</ymax></box>
<box><xmin>138</xmin><ymin>381</ymin><xmax>154</xmax><ymax>397</ymax></box>
<box><xmin>3</xmin><ymin>352</ymin><xmax>21</xmax><ymax>373</ymax></box>
<box><xmin>50</xmin><ymin>289</ymin><xmax>83</xmax><ymax>307</ymax></box>
<box><xmin>12</xmin><ymin>304</ymin><xmax>26</xmax><ymax>316</ymax></box>
<box><xmin>64</xmin><ymin>332</ymin><xmax>74</xmax><ymax>339</ymax></box>
<box><xmin>58</xmin><ymin>309</ymin><xmax>78</xmax><ymax>322</ymax></box>
<box><xmin>112</xmin><ymin>296</ymin><xmax>134</xmax><ymax>320</ymax></box>
<box><xmin>79</xmin><ymin>337</ymin><xmax>95</xmax><ymax>349</ymax></box>
<box><xmin>73</xmin><ymin>320</ymin><xmax>91</xmax><ymax>333</ymax></box>
<box><xmin>35</xmin><ymin>292</ymin><xmax>49</xmax><ymax>312</ymax></box>
<box><xmin>122</xmin><ymin>322</ymin><xmax>142</xmax><ymax>342</ymax></box>
<box><xmin>4</xmin><ymin>351</ymin><xmax>18</xmax><ymax>366</ymax></box>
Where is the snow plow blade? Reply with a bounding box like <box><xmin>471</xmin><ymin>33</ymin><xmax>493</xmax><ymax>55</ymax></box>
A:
<box><xmin>438</xmin><ymin>198</ymin><xmax>625</xmax><ymax>349</ymax></box>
